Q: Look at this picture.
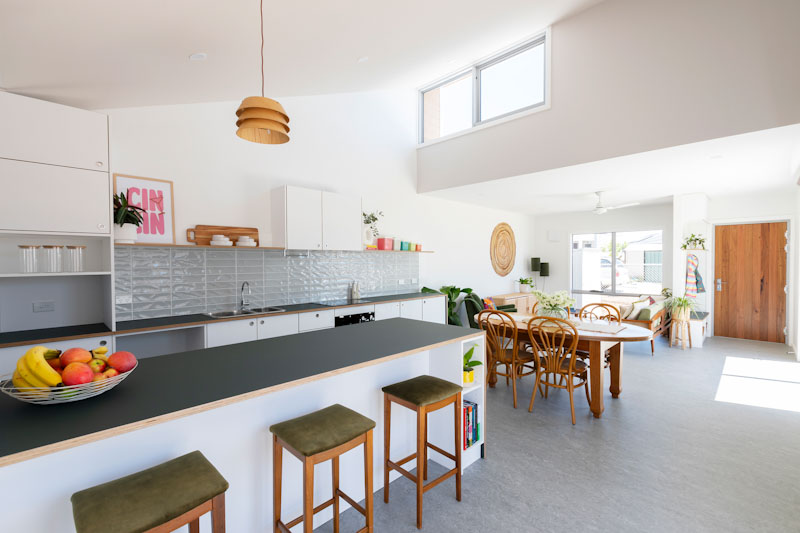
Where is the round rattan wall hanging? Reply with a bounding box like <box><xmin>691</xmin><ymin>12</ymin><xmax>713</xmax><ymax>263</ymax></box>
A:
<box><xmin>490</xmin><ymin>222</ymin><xmax>516</xmax><ymax>276</ymax></box>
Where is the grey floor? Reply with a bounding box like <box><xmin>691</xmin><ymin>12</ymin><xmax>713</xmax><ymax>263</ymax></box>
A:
<box><xmin>318</xmin><ymin>336</ymin><xmax>800</xmax><ymax>532</ymax></box>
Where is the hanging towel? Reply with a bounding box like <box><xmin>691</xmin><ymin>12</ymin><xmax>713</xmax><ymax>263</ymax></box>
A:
<box><xmin>685</xmin><ymin>254</ymin><xmax>706</xmax><ymax>298</ymax></box>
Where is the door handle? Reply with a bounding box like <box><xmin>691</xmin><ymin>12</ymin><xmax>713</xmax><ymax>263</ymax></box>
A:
<box><xmin>716</xmin><ymin>278</ymin><xmax>726</xmax><ymax>292</ymax></box>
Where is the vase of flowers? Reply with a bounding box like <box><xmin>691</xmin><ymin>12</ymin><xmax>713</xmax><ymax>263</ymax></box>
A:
<box><xmin>362</xmin><ymin>210</ymin><xmax>383</xmax><ymax>246</ymax></box>
<box><xmin>532</xmin><ymin>290</ymin><xmax>575</xmax><ymax>319</ymax></box>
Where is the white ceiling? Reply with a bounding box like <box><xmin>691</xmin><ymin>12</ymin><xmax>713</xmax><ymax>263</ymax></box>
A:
<box><xmin>427</xmin><ymin>124</ymin><xmax>800</xmax><ymax>215</ymax></box>
<box><xmin>0</xmin><ymin>0</ymin><xmax>600</xmax><ymax>109</ymax></box>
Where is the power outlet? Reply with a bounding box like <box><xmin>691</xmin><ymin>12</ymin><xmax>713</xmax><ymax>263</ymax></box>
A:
<box><xmin>32</xmin><ymin>301</ymin><xmax>55</xmax><ymax>313</ymax></box>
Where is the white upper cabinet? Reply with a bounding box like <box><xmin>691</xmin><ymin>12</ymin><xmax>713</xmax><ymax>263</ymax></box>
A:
<box><xmin>0</xmin><ymin>158</ymin><xmax>110</xmax><ymax>234</ymax></box>
<box><xmin>271</xmin><ymin>186</ymin><xmax>361</xmax><ymax>251</ymax></box>
<box><xmin>322</xmin><ymin>191</ymin><xmax>361</xmax><ymax>251</ymax></box>
<box><xmin>0</xmin><ymin>91</ymin><xmax>108</xmax><ymax>172</ymax></box>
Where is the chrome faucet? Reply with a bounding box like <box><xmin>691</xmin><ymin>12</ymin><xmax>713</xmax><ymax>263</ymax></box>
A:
<box><xmin>240</xmin><ymin>281</ymin><xmax>252</xmax><ymax>311</ymax></box>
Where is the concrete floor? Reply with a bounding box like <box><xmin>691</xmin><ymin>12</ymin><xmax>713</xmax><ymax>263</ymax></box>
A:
<box><xmin>319</xmin><ymin>336</ymin><xmax>800</xmax><ymax>532</ymax></box>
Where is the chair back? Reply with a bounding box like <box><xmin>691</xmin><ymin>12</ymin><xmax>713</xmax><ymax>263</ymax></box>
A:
<box><xmin>477</xmin><ymin>309</ymin><xmax>518</xmax><ymax>358</ymax></box>
<box><xmin>527</xmin><ymin>316</ymin><xmax>579</xmax><ymax>374</ymax></box>
<box><xmin>578</xmin><ymin>303</ymin><xmax>621</xmax><ymax>323</ymax></box>
<box><xmin>464</xmin><ymin>293</ymin><xmax>483</xmax><ymax>329</ymax></box>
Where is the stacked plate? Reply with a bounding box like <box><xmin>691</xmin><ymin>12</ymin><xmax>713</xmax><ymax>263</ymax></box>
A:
<box><xmin>210</xmin><ymin>234</ymin><xmax>233</xmax><ymax>246</ymax></box>
<box><xmin>236</xmin><ymin>97</ymin><xmax>290</xmax><ymax>144</ymax></box>
<box><xmin>236</xmin><ymin>236</ymin><xmax>257</xmax><ymax>247</ymax></box>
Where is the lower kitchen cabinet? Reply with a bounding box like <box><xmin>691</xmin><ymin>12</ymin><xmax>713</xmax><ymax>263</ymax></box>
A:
<box><xmin>207</xmin><ymin>318</ymin><xmax>258</xmax><ymax>348</ymax></box>
<box><xmin>374</xmin><ymin>302</ymin><xmax>401</xmax><ymax>320</ymax></box>
<box><xmin>0</xmin><ymin>335</ymin><xmax>112</xmax><ymax>376</ymax></box>
<box><xmin>298</xmin><ymin>310</ymin><xmax>334</xmax><ymax>332</ymax></box>
<box><xmin>422</xmin><ymin>296</ymin><xmax>447</xmax><ymax>324</ymax></box>
<box><xmin>257</xmin><ymin>314</ymin><xmax>299</xmax><ymax>340</ymax></box>
<box><xmin>399</xmin><ymin>299</ymin><xmax>423</xmax><ymax>320</ymax></box>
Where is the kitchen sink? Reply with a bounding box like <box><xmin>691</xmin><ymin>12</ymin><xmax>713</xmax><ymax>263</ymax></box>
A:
<box><xmin>206</xmin><ymin>310</ymin><xmax>256</xmax><ymax>318</ymax></box>
<box><xmin>247</xmin><ymin>306</ymin><xmax>286</xmax><ymax>314</ymax></box>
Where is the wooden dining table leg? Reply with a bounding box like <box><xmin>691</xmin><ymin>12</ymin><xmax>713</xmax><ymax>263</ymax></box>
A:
<box><xmin>608</xmin><ymin>342</ymin><xmax>623</xmax><ymax>399</ymax></box>
<box><xmin>588</xmin><ymin>341</ymin><xmax>605</xmax><ymax>419</ymax></box>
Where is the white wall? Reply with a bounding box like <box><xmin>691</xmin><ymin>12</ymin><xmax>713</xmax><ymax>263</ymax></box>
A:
<box><xmin>102</xmin><ymin>90</ymin><xmax>534</xmax><ymax>299</ymax></box>
<box><xmin>418</xmin><ymin>0</ymin><xmax>800</xmax><ymax>192</ymax></box>
<box><xmin>532</xmin><ymin>202</ymin><xmax>673</xmax><ymax>295</ymax></box>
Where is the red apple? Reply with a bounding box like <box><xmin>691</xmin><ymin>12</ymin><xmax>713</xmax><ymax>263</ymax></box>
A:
<box><xmin>108</xmin><ymin>351</ymin><xmax>137</xmax><ymax>373</ymax></box>
<box><xmin>62</xmin><ymin>362</ymin><xmax>94</xmax><ymax>386</ymax></box>
<box><xmin>88</xmin><ymin>358</ymin><xmax>107</xmax><ymax>374</ymax></box>
<box><xmin>103</xmin><ymin>368</ymin><xmax>120</xmax><ymax>378</ymax></box>
<box><xmin>47</xmin><ymin>358</ymin><xmax>62</xmax><ymax>371</ymax></box>
<box><xmin>92</xmin><ymin>373</ymin><xmax>108</xmax><ymax>382</ymax></box>
<box><xmin>60</xmin><ymin>348</ymin><xmax>92</xmax><ymax>367</ymax></box>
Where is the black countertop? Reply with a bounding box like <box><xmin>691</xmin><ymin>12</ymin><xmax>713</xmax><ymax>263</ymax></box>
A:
<box><xmin>363</xmin><ymin>292</ymin><xmax>434</xmax><ymax>302</ymax></box>
<box><xmin>0</xmin><ymin>323</ymin><xmax>111</xmax><ymax>346</ymax></box>
<box><xmin>0</xmin><ymin>319</ymin><xmax>476</xmax><ymax>464</ymax></box>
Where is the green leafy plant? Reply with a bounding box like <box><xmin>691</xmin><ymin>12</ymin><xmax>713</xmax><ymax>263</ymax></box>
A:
<box><xmin>517</xmin><ymin>277</ymin><xmax>533</xmax><ymax>285</ymax></box>
<box><xmin>532</xmin><ymin>290</ymin><xmax>575</xmax><ymax>314</ymax></box>
<box><xmin>421</xmin><ymin>285</ymin><xmax>473</xmax><ymax>326</ymax></box>
<box><xmin>463</xmin><ymin>344</ymin><xmax>482</xmax><ymax>372</ymax></box>
<box><xmin>362</xmin><ymin>210</ymin><xmax>383</xmax><ymax>237</ymax></box>
<box><xmin>113</xmin><ymin>192</ymin><xmax>146</xmax><ymax>227</ymax></box>
<box><xmin>667</xmin><ymin>293</ymin><xmax>696</xmax><ymax>320</ymax></box>
<box><xmin>661</xmin><ymin>287</ymin><xmax>673</xmax><ymax>299</ymax></box>
<box><xmin>681</xmin><ymin>233</ymin><xmax>706</xmax><ymax>250</ymax></box>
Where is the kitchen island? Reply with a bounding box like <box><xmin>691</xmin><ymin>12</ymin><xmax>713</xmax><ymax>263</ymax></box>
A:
<box><xmin>0</xmin><ymin>319</ymin><xmax>485</xmax><ymax>532</ymax></box>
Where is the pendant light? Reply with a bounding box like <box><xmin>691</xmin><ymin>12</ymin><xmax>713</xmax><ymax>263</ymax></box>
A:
<box><xmin>236</xmin><ymin>0</ymin><xmax>290</xmax><ymax>144</ymax></box>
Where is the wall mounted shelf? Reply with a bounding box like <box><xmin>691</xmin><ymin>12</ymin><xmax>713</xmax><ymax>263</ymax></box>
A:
<box><xmin>114</xmin><ymin>243</ymin><xmax>434</xmax><ymax>253</ymax></box>
<box><xmin>0</xmin><ymin>271</ymin><xmax>112</xmax><ymax>278</ymax></box>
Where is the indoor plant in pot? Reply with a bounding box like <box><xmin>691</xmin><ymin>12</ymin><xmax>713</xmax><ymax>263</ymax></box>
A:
<box><xmin>113</xmin><ymin>192</ymin><xmax>146</xmax><ymax>244</ymax></box>
<box><xmin>463</xmin><ymin>344</ymin><xmax>482</xmax><ymax>384</ymax></box>
<box><xmin>532</xmin><ymin>290</ymin><xmax>575</xmax><ymax>318</ymax></box>
<box><xmin>362</xmin><ymin>210</ymin><xmax>383</xmax><ymax>247</ymax></box>
<box><xmin>667</xmin><ymin>293</ymin><xmax>696</xmax><ymax>321</ymax></box>
<box><xmin>517</xmin><ymin>277</ymin><xmax>533</xmax><ymax>293</ymax></box>
<box><xmin>421</xmin><ymin>285</ymin><xmax>472</xmax><ymax>326</ymax></box>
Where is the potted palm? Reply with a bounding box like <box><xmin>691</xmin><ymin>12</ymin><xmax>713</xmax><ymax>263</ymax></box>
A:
<box><xmin>113</xmin><ymin>192</ymin><xmax>146</xmax><ymax>244</ymax></box>
<box><xmin>463</xmin><ymin>344</ymin><xmax>482</xmax><ymax>384</ymax></box>
<box><xmin>667</xmin><ymin>293</ymin><xmax>696</xmax><ymax>321</ymax></box>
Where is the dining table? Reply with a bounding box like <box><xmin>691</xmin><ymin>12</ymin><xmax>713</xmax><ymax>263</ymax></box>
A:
<box><xmin>480</xmin><ymin>312</ymin><xmax>653</xmax><ymax>419</ymax></box>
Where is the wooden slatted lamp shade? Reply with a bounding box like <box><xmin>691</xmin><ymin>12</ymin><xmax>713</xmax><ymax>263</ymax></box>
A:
<box><xmin>235</xmin><ymin>97</ymin><xmax>290</xmax><ymax>144</ymax></box>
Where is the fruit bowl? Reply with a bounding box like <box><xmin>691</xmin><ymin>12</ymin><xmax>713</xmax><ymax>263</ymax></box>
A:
<box><xmin>0</xmin><ymin>362</ymin><xmax>137</xmax><ymax>405</ymax></box>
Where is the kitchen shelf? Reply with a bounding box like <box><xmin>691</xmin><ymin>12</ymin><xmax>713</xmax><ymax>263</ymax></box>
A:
<box><xmin>114</xmin><ymin>243</ymin><xmax>285</xmax><ymax>250</ymax></box>
<box><xmin>462</xmin><ymin>383</ymin><xmax>483</xmax><ymax>395</ymax></box>
<box><xmin>0</xmin><ymin>271</ymin><xmax>112</xmax><ymax>278</ymax></box>
<box><xmin>364</xmin><ymin>249</ymin><xmax>434</xmax><ymax>253</ymax></box>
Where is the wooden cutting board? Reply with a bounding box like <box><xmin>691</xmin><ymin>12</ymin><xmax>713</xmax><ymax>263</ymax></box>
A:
<box><xmin>186</xmin><ymin>225</ymin><xmax>259</xmax><ymax>246</ymax></box>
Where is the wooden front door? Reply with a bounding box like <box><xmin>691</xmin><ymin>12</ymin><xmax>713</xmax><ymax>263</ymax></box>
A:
<box><xmin>714</xmin><ymin>222</ymin><xmax>787</xmax><ymax>342</ymax></box>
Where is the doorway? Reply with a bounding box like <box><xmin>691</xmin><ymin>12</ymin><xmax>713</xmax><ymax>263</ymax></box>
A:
<box><xmin>714</xmin><ymin>222</ymin><xmax>787</xmax><ymax>342</ymax></box>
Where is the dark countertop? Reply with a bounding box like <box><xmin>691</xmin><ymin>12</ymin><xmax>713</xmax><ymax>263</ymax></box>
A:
<box><xmin>0</xmin><ymin>293</ymin><xmax>445</xmax><ymax>347</ymax></box>
<box><xmin>0</xmin><ymin>323</ymin><xmax>111</xmax><ymax>347</ymax></box>
<box><xmin>0</xmin><ymin>318</ymin><xmax>478</xmax><ymax>465</ymax></box>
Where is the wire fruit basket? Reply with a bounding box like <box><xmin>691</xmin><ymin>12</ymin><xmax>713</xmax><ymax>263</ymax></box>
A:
<box><xmin>0</xmin><ymin>363</ymin><xmax>137</xmax><ymax>405</ymax></box>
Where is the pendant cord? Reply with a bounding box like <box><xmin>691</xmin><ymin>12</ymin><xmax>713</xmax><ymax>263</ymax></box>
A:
<box><xmin>260</xmin><ymin>0</ymin><xmax>264</xmax><ymax>98</ymax></box>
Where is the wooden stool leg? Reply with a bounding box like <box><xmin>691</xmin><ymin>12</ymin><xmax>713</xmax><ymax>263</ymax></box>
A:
<box><xmin>688</xmin><ymin>321</ymin><xmax>693</xmax><ymax>348</ymax></box>
<box><xmin>303</xmin><ymin>457</ymin><xmax>314</xmax><ymax>533</ymax></box>
<box><xmin>416</xmin><ymin>406</ymin><xmax>426</xmax><ymax>529</ymax></box>
<box><xmin>211</xmin><ymin>493</ymin><xmax>225</xmax><ymax>533</ymax></box>
<box><xmin>273</xmin><ymin>435</ymin><xmax>282</xmax><ymax>533</ymax></box>
<box><xmin>423</xmin><ymin>422</ymin><xmax>428</xmax><ymax>481</ymax></box>
<box><xmin>189</xmin><ymin>519</ymin><xmax>200</xmax><ymax>533</ymax></box>
<box><xmin>383</xmin><ymin>395</ymin><xmax>391</xmax><ymax>504</ymax></box>
<box><xmin>454</xmin><ymin>392</ymin><xmax>462</xmax><ymax>502</ymax></box>
<box><xmin>332</xmin><ymin>455</ymin><xmax>340</xmax><ymax>533</ymax></box>
<box><xmin>364</xmin><ymin>429</ymin><xmax>374</xmax><ymax>533</ymax></box>
<box><xmin>669</xmin><ymin>323</ymin><xmax>674</xmax><ymax>347</ymax></box>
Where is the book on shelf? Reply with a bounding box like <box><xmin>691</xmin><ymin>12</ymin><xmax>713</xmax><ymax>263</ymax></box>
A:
<box><xmin>463</xmin><ymin>400</ymin><xmax>479</xmax><ymax>450</ymax></box>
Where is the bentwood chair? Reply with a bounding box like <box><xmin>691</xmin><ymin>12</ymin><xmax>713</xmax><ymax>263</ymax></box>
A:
<box><xmin>477</xmin><ymin>309</ymin><xmax>537</xmax><ymax>408</ymax></box>
<box><xmin>575</xmin><ymin>303</ymin><xmax>622</xmax><ymax>366</ymax></box>
<box><xmin>527</xmin><ymin>316</ymin><xmax>591</xmax><ymax>425</ymax></box>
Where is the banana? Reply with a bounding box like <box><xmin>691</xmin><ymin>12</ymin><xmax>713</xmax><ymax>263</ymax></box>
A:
<box><xmin>12</xmin><ymin>370</ymin><xmax>33</xmax><ymax>390</ymax></box>
<box><xmin>92</xmin><ymin>346</ymin><xmax>109</xmax><ymax>362</ymax></box>
<box><xmin>43</xmin><ymin>349</ymin><xmax>61</xmax><ymax>360</ymax></box>
<box><xmin>16</xmin><ymin>357</ymin><xmax>50</xmax><ymax>388</ymax></box>
<box><xmin>24</xmin><ymin>346</ymin><xmax>62</xmax><ymax>387</ymax></box>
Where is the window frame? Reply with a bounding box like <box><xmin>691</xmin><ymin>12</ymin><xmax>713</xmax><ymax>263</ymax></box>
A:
<box><xmin>418</xmin><ymin>30</ymin><xmax>550</xmax><ymax>144</ymax></box>
<box><xmin>570</xmin><ymin>230</ymin><xmax>664</xmax><ymax>298</ymax></box>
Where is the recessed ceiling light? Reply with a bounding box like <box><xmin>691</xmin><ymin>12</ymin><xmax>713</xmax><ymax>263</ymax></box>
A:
<box><xmin>357</xmin><ymin>56</ymin><xmax>369</xmax><ymax>63</ymax></box>
<box><xmin>189</xmin><ymin>53</ymin><xmax>208</xmax><ymax>61</ymax></box>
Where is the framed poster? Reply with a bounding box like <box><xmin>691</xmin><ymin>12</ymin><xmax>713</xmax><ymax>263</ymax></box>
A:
<box><xmin>113</xmin><ymin>174</ymin><xmax>176</xmax><ymax>244</ymax></box>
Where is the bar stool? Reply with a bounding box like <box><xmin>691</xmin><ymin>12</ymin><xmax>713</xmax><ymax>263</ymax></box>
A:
<box><xmin>382</xmin><ymin>375</ymin><xmax>462</xmax><ymax>529</ymax></box>
<box><xmin>71</xmin><ymin>450</ymin><xmax>228</xmax><ymax>533</ymax></box>
<box><xmin>270</xmin><ymin>404</ymin><xmax>376</xmax><ymax>533</ymax></box>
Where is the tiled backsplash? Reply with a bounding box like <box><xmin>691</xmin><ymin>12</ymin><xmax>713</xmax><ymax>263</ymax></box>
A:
<box><xmin>114</xmin><ymin>247</ymin><xmax>420</xmax><ymax>321</ymax></box>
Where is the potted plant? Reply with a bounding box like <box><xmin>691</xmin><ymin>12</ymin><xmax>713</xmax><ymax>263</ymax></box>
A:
<box><xmin>667</xmin><ymin>293</ymin><xmax>696</xmax><ymax>321</ymax></box>
<box><xmin>680</xmin><ymin>233</ymin><xmax>706</xmax><ymax>250</ymax></box>
<box><xmin>362</xmin><ymin>210</ymin><xmax>383</xmax><ymax>246</ymax></box>
<box><xmin>532</xmin><ymin>290</ymin><xmax>575</xmax><ymax>318</ymax></box>
<box><xmin>517</xmin><ymin>277</ymin><xmax>533</xmax><ymax>293</ymax></box>
<box><xmin>422</xmin><ymin>285</ymin><xmax>473</xmax><ymax>326</ymax></box>
<box><xmin>113</xmin><ymin>192</ymin><xmax>146</xmax><ymax>244</ymax></box>
<box><xmin>463</xmin><ymin>344</ymin><xmax>482</xmax><ymax>384</ymax></box>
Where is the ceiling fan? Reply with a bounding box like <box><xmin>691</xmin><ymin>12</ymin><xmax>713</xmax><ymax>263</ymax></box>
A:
<box><xmin>593</xmin><ymin>191</ymin><xmax>639</xmax><ymax>214</ymax></box>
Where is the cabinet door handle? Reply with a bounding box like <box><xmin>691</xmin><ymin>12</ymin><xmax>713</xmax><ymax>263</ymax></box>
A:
<box><xmin>315</xmin><ymin>313</ymin><xmax>319</xmax><ymax>317</ymax></box>
<box><xmin>260</xmin><ymin>320</ymin><xmax>265</xmax><ymax>325</ymax></box>
<box><xmin>249</xmin><ymin>321</ymin><xmax>255</xmax><ymax>326</ymax></box>
<box><xmin>97</xmin><ymin>223</ymin><xmax>106</xmax><ymax>230</ymax></box>
<box><xmin>96</xmin><ymin>161</ymin><xmax>104</xmax><ymax>167</ymax></box>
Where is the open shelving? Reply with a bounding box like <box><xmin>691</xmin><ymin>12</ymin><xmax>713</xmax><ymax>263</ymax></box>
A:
<box><xmin>115</xmin><ymin>242</ymin><xmax>434</xmax><ymax>253</ymax></box>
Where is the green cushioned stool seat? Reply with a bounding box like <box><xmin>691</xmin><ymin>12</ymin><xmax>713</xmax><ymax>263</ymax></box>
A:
<box><xmin>270</xmin><ymin>403</ymin><xmax>376</xmax><ymax>457</ymax></box>
<box><xmin>71</xmin><ymin>450</ymin><xmax>228</xmax><ymax>533</ymax></box>
<box><xmin>382</xmin><ymin>375</ymin><xmax>462</xmax><ymax>407</ymax></box>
